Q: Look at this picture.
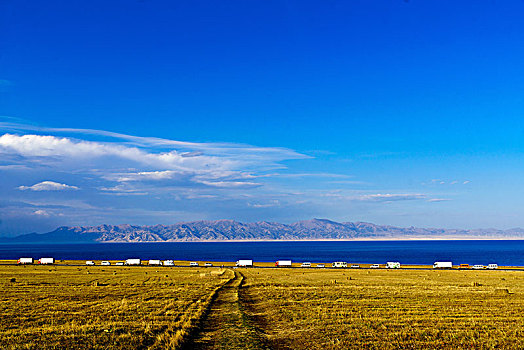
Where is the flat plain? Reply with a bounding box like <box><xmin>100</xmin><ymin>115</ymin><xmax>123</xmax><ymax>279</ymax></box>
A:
<box><xmin>240</xmin><ymin>268</ymin><xmax>524</xmax><ymax>349</ymax></box>
<box><xmin>0</xmin><ymin>264</ymin><xmax>231</xmax><ymax>349</ymax></box>
<box><xmin>1</xmin><ymin>263</ymin><xmax>523</xmax><ymax>349</ymax></box>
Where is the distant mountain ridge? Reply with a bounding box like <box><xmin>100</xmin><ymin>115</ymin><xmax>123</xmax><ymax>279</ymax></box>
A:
<box><xmin>3</xmin><ymin>219</ymin><xmax>524</xmax><ymax>243</ymax></box>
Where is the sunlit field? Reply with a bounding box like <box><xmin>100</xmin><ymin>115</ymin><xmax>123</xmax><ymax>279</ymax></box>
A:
<box><xmin>241</xmin><ymin>268</ymin><xmax>524</xmax><ymax>349</ymax></box>
<box><xmin>0</xmin><ymin>264</ymin><xmax>231</xmax><ymax>350</ymax></box>
<box><xmin>1</xmin><ymin>263</ymin><xmax>523</xmax><ymax>349</ymax></box>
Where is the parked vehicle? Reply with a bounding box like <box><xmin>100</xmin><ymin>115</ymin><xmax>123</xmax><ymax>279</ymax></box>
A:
<box><xmin>204</xmin><ymin>262</ymin><xmax>213</xmax><ymax>267</ymax></box>
<box><xmin>101</xmin><ymin>261</ymin><xmax>111</xmax><ymax>266</ymax></box>
<box><xmin>487</xmin><ymin>263</ymin><xmax>498</xmax><ymax>269</ymax></box>
<box><xmin>275</xmin><ymin>260</ymin><xmax>292</xmax><ymax>267</ymax></box>
<box><xmin>370</xmin><ymin>264</ymin><xmax>380</xmax><ymax>269</ymax></box>
<box><xmin>190</xmin><ymin>262</ymin><xmax>199</xmax><ymax>267</ymax></box>
<box><xmin>38</xmin><ymin>258</ymin><xmax>54</xmax><ymax>265</ymax></box>
<box><xmin>472</xmin><ymin>264</ymin><xmax>484</xmax><ymax>269</ymax></box>
<box><xmin>386</xmin><ymin>262</ymin><xmax>401</xmax><ymax>269</ymax></box>
<box><xmin>351</xmin><ymin>264</ymin><xmax>360</xmax><ymax>268</ymax></box>
<box><xmin>148</xmin><ymin>259</ymin><xmax>162</xmax><ymax>266</ymax></box>
<box><xmin>163</xmin><ymin>260</ymin><xmax>174</xmax><ymax>266</ymax></box>
<box><xmin>316</xmin><ymin>264</ymin><xmax>325</xmax><ymax>268</ymax></box>
<box><xmin>115</xmin><ymin>262</ymin><xmax>125</xmax><ymax>266</ymax></box>
<box><xmin>85</xmin><ymin>261</ymin><xmax>95</xmax><ymax>266</ymax></box>
<box><xmin>301</xmin><ymin>262</ymin><xmax>312</xmax><ymax>268</ymax></box>
<box><xmin>433</xmin><ymin>261</ymin><xmax>453</xmax><ymax>269</ymax></box>
<box><xmin>459</xmin><ymin>264</ymin><xmax>470</xmax><ymax>269</ymax></box>
<box><xmin>332</xmin><ymin>261</ymin><xmax>347</xmax><ymax>268</ymax></box>
<box><xmin>236</xmin><ymin>259</ymin><xmax>253</xmax><ymax>267</ymax></box>
<box><xmin>125</xmin><ymin>259</ymin><xmax>141</xmax><ymax>266</ymax></box>
<box><xmin>17</xmin><ymin>257</ymin><xmax>33</xmax><ymax>265</ymax></box>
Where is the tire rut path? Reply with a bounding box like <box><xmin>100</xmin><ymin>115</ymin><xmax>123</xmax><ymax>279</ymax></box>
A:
<box><xmin>185</xmin><ymin>270</ymin><xmax>270</xmax><ymax>350</ymax></box>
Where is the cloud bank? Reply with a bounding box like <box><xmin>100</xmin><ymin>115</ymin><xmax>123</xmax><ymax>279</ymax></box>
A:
<box><xmin>18</xmin><ymin>181</ymin><xmax>79</xmax><ymax>191</ymax></box>
<box><xmin>0</xmin><ymin>121</ymin><xmax>452</xmax><ymax>235</ymax></box>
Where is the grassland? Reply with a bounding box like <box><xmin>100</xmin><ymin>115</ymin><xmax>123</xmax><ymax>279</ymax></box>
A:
<box><xmin>1</xmin><ymin>264</ymin><xmax>523</xmax><ymax>349</ymax></box>
<box><xmin>241</xmin><ymin>268</ymin><xmax>524</xmax><ymax>349</ymax></box>
<box><xmin>0</xmin><ymin>264</ymin><xmax>232</xmax><ymax>349</ymax></box>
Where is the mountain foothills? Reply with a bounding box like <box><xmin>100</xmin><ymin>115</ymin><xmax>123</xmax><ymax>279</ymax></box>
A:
<box><xmin>4</xmin><ymin>219</ymin><xmax>524</xmax><ymax>243</ymax></box>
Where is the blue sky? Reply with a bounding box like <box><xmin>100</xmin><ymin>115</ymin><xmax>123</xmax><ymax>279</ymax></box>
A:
<box><xmin>1</xmin><ymin>0</ymin><xmax>524</xmax><ymax>235</ymax></box>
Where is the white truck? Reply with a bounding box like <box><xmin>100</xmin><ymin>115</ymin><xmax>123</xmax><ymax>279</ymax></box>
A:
<box><xmin>148</xmin><ymin>259</ymin><xmax>162</xmax><ymax>266</ymax></box>
<box><xmin>85</xmin><ymin>260</ymin><xmax>95</xmax><ymax>266</ymax></box>
<box><xmin>125</xmin><ymin>259</ymin><xmax>141</xmax><ymax>266</ymax></box>
<box><xmin>38</xmin><ymin>258</ymin><xmax>54</xmax><ymax>265</ymax></box>
<box><xmin>386</xmin><ymin>262</ymin><xmax>401</xmax><ymax>269</ymax></box>
<box><xmin>332</xmin><ymin>261</ymin><xmax>347</xmax><ymax>268</ymax></box>
<box><xmin>433</xmin><ymin>261</ymin><xmax>453</xmax><ymax>269</ymax></box>
<box><xmin>17</xmin><ymin>257</ymin><xmax>33</xmax><ymax>265</ymax></box>
<box><xmin>275</xmin><ymin>260</ymin><xmax>292</xmax><ymax>267</ymax></box>
<box><xmin>163</xmin><ymin>260</ymin><xmax>174</xmax><ymax>266</ymax></box>
<box><xmin>236</xmin><ymin>259</ymin><xmax>253</xmax><ymax>267</ymax></box>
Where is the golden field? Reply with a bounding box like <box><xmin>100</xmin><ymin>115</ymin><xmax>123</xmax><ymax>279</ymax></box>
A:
<box><xmin>241</xmin><ymin>268</ymin><xmax>524</xmax><ymax>349</ymax></box>
<box><xmin>0</xmin><ymin>263</ymin><xmax>523</xmax><ymax>349</ymax></box>
<box><xmin>0</xmin><ymin>264</ymin><xmax>232</xmax><ymax>349</ymax></box>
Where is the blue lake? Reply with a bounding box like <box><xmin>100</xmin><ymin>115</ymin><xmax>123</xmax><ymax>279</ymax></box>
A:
<box><xmin>0</xmin><ymin>240</ymin><xmax>523</xmax><ymax>266</ymax></box>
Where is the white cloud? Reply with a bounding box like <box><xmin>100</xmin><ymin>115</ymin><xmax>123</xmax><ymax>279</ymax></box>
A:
<box><xmin>463</xmin><ymin>180</ymin><xmax>471</xmax><ymax>184</ymax></box>
<box><xmin>18</xmin><ymin>181</ymin><xmax>79</xmax><ymax>191</ymax></box>
<box><xmin>248</xmin><ymin>200</ymin><xmax>280</xmax><ymax>208</ymax></box>
<box><xmin>112</xmin><ymin>170</ymin><xmax>180</xmax><ymax>182</ymax></box>
<box><xmin>34</xmin><ymin>210</ymin><xmax>50</xmax><ymax>216</ymax></box>
<box><xmin>98</xmin><ymin>185</ymin><xmax>148</xmax><ymax>195</ymax></box>
<box><xmin>357</xmin><ymin>193</ymin><xmax>426</xmax><ymax>202</ymax></box>
<box><xmin>427</xmin><ymin>198</ymin><xmax>452</xmax><ymax>202</ymax></box>
<box><xmin>197</xmin><ymin>180</ymin><xmax>262</xmax><ymax>188</ymax></box>
<box><xmin>0</xmin><ymin>122</ymin><xmax>308</xmax><ymax>163</ymax></box>
<box><xmin>0</xmin><ymin>132</ymin><xmax>308</xmax><ymax>187</ymax></box>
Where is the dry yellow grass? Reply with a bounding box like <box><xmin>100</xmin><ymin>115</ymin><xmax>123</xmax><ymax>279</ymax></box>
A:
<box><xmin>1</xmin><ymin>264</ymin><xmax>523</xmax><ymax>349</ymax></box>
<box><xmin>241</xmin><ymin>268</ymin><xmax>524</xmax><ymax>349</ymax></box>
<box><xmin>0</xmin><ymin>265</ymin><xmax>232</xmax><ymax>349</ymax></box>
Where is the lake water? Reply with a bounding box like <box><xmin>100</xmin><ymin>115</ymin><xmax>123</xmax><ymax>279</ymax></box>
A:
<box><xmin>1</xmin><ymin>240</ymin><xmax>523</xmax><ymax>266</ymax></box>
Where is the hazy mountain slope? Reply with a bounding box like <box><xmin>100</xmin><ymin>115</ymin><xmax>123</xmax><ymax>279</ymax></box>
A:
<box><xmin>2</xmin><ymin>219</ymin><xmax>523</xmax><ymax>243</ymax></box>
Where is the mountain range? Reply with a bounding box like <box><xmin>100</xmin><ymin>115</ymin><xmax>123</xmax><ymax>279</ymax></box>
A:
<box><xmin>3</xmin><ymin>219</ymin><xmax>524</xmax><ymax>243</ymax></box>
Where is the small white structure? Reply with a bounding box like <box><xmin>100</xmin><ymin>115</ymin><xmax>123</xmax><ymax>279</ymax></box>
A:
<box><xmin>433</xmin><ymin>261</ymin><xmax>452</xmax><ymax>269</ymax></box>
<box><xmin>332</xmin><ymin>261</ymin><xmax>347</xmax><ymax>268</ymax></box>
<box><xmin>148</xmin><ymin>259</ymin><xmax>162</xmax><ymax>266</ymax></box>
<box><xmin>472</xmin><ymin>264</ymin><xmax>484</xmax><ymax>269</ymax></box>
<box><xmin>487</xmin><ymin>263</ymin><xmax>498</xmax><ymax>269</ymax></box>
<box><xmin>190</xmin><ymin>262</ymin><xmax>199</xmax><ymax>267</ymax></box>
<box><xmin>125</xmin><ymin>259</ymin><xmax>141</xmax><ymax>266</ymax></box>
<box><xmin>38</xmin><ymin>258</ymin><xmax>54</xmax><ymax>265</ymax></box>
<box><xmin>370</xmin><ymin>264</ymin><xmax>380</xmax><ymax>269</ymax></box>
<box><xmin>236</xmin><ymin>259</ymin><xmax>253</xmax><ymax>267</ymax></box>
<box><xmin>204</xmin><ymin>262</ymin><xmax>213</xmax><ymax>267</ymax></box>
<box><xmin>163</xmin><ymin>260</ymin><xmax>174</xmax><ymax>266</ymax></box>
<box><xmin>101</xmin><ymin>261</ymin><xmax>111</xmax><ymax>266</ymax></box>
<box><xmin>17</xmin><ymin>257</ymin><xmax>33</xmax><ymax>265</ymax></box>
<box><xmin>115</xmin><ymin>262</ymin><xmax>125</xmax><ymax>266</ymax></box>
<box><xmin>301</xmin><ymin>262</ymin><xmax>311</xmax><ymax>268</ymax></box>
<box><xmin>85</xmin><ymin>261</ymin><xmax>95</xmax><ymax>266</ymax></box>
<box><xmin>351</xmin><ymin>264</ymin><xmax>360</xmax><ymax>269</ymax></box>
<box><xmin>276</xmin><ymin>260</ymin><xmax>292</xmax><ymax>267</ymax></box>
<box><xmin>316</xmin><ymin>264</ymin><xmax>325</xmax><ymax>268</ymax></box>
<box><xmin>386</xmin><ymin>262</ymin><xmax>401</xmax><ymax>269</ymax></box>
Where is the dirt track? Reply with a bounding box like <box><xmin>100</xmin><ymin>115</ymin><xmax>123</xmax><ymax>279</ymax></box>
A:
<box><xmin>186</xmin><ymin>270</ymin><xmax>270</xmax><ymax>350</ymax></box>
